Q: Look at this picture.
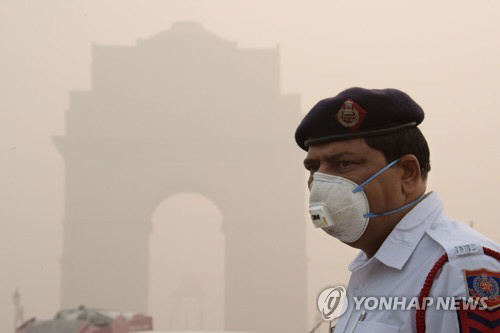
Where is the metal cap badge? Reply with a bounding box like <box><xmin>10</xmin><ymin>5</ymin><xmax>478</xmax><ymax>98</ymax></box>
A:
<box><xmin>336</xmin><ymin>99</ymin><xmax>366</xmax><ymax>131</ymax></box>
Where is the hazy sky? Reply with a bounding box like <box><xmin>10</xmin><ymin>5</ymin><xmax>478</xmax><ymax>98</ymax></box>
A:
<box><xmin>1</xmin><ymin>1</ymin><xmax>499</xmax><ymax>332</ymax></box>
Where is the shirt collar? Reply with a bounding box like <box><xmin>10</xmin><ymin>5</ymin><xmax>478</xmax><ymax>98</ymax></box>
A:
<box><xmin>348</xmin><ymin>191</ymin><xmax>444</xmax><ymax>272</ymax></box>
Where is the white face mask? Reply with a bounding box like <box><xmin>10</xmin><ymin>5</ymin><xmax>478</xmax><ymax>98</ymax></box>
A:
<box><xmin>309</xmin><ymin>172</ymin><xmax>370</xmax><ymax>243</ymax></box>
<box><xmin>308</xmin><ymin>159</ymin><xmax>424</xmax><ymax>243</ymax></box>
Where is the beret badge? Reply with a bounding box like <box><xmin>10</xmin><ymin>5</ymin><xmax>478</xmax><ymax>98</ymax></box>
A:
<box><xmin>336</xmin><ymin>99</ymin><xmax>366</xmax><ymax>131</ymax></box>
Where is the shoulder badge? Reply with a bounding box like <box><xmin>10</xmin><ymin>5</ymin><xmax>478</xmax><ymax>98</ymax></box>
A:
<box><xmin>336</xmin><ymin>99</ymin><xmax>366</xmax><ymax>131</ymax></box>
<box><xmin>464</xmin><ymin>268</ymin><xmax>500</xmax><ymax>309</ymax></box>
<box><xmin>457</xmin><ymin>268</ymin><xmax>500</xmax><ymax>332</ymax></box>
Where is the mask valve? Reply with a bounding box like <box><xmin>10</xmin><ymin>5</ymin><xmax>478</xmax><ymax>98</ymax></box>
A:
<box><xmin>309</xmin><ymin>203</ymin><xmax>335</xmax><ymax>228</ymax></box>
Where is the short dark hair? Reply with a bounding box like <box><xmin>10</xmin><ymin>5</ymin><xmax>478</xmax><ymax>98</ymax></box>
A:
<box><xmin>364</xmin><ymin>127</ymin><xmax>431</xmax><ymax>181</ymax></box>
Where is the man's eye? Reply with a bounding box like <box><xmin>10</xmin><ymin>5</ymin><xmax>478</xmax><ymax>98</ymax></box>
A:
<box><xmin>338</xmin><ymin>161</ymin><xmax>352</xmax><ymax>168</ymax></box>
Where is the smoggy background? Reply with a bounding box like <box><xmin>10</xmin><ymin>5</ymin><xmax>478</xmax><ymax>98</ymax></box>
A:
<box><xmin>1</xmin><ymin>1</ymin><xmax>499</xmax><ymax>332</ymax></box>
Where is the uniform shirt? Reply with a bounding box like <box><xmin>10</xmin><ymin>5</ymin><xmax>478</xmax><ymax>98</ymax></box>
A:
<box><xmin>333</xmin><ymin>191</ymin><xmax>499</xmax><ymax>333</ymax></box>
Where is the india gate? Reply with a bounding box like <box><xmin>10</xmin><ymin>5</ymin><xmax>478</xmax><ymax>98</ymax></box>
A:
<box><xmin>55</xmin><ymin>22</ymin><xmax>307</xmax><ymax>332</ymax></box>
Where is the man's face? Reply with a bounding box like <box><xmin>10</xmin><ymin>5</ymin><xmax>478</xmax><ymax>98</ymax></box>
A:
<box><xmin>303</xmin><ymin>138</ymin><xmax>406</xmax><ymax>243</ymax></box>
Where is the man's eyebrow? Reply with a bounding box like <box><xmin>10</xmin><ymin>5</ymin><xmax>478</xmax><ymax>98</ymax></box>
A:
<box><xmin>303</xmin><ymin>151</ymin><xmax>361</xmax><ymax>168</ymax></box>
<box><xmin>324</xmin><ymin>151</ymin><xmax>361</xmax><ymax>163</ymax></box>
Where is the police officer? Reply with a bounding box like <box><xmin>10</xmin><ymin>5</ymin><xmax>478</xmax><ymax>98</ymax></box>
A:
<box><xmin>295</xmin><ymin>87</ymin><xmax>499</xmax><ymax>332</ymax></box>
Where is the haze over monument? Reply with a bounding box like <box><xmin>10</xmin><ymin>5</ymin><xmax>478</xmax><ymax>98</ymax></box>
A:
<box><xmin>55</xmin><ymin>22</ymin><xmax>306</xmax><ymax>332</ymax></box>
<box><xmin>1</xmin><ymin>2</ymin><xmax>499</xmax><ymax>333</ymax></box>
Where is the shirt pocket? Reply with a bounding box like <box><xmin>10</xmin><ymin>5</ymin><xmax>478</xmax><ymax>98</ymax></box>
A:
<box><xmin>353</xmin><ymin>321</ymin><xmax>400</xmax><ymax>333</ymax></box>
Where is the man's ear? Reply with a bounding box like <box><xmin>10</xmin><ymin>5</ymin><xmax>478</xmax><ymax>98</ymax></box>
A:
<box><xmin>397</xmin><ymin>154</ymin><xmax>422</xmax><ymax>195</ymax></box>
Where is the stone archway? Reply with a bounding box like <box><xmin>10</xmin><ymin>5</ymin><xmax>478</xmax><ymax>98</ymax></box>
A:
<box><xmin>55</xmin><ymin>22</ymin><xmax>307</xmax><ymax>332</ymax></box>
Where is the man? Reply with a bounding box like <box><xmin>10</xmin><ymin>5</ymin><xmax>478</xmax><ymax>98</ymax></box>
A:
<box><xmin>295</xmin><ymin>87</ymin><xmax>499</xmax><ymax>332</ymax></box>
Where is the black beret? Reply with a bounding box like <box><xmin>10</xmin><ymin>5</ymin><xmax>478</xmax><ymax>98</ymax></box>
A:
<box><xmin>295</xmin><ymin>87</ymin><xmax>424</xmax><ymax>151</ymax></box>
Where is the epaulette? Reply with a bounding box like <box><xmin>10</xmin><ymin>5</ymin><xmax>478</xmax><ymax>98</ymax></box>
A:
<box><xmin>416</xmin><ymin>247</ymin><xmax>499</xmax><ymax>333</ymax></box>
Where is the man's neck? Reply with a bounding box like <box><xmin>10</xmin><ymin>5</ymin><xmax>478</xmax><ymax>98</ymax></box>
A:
<box><xmin>360</xmin><ymin>191</ymin><xmax>428</xmax><ymax>258</ymax></box>
<box><xmin>363</xmin><ymin>218</ymin><xmax>399</xmax><ymax>258</ymax></box>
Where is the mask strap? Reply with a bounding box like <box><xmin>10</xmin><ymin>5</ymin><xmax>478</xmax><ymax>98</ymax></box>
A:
<box><xmin>363</xmin><ymin>194</ymin><xmax>425</xmax><ymax>218</ymax></box>
<box><xmin>352</xmin><ymin>159</ymin><xmax>400</xmax><ymax>193</ymax></box>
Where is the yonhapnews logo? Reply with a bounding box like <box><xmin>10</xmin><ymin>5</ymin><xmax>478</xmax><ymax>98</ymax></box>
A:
<box><xmin>316</xmin><ymin>286</ymin><xmax>490</xmax><ymax>321</ymax></box>
<box><xmin>317</xmin><ymin>286</ymin><xmax>348</xmax><ymax>321</ymax></box>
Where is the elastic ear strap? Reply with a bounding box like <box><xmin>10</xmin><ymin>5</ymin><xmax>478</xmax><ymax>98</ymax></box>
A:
<box><xmin>363</xmin><ymin>194</ymin><xmax>425</xmax><ymax>218</ymax></box>
<box><xmin>352</xmin><ymin>159</ymin><xmax>400</xmax><ymax>193</ymax></box>
<box><xmin>416</xmin><ymin>247</ymin><xmax>500</xmax><ymax>333</ymax></box>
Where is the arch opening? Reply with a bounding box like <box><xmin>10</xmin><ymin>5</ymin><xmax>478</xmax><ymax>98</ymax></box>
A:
<box><xmin>148</xmin><ymin>192</ymin><xmax>225</xmax><ymax>330</ymax></box>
